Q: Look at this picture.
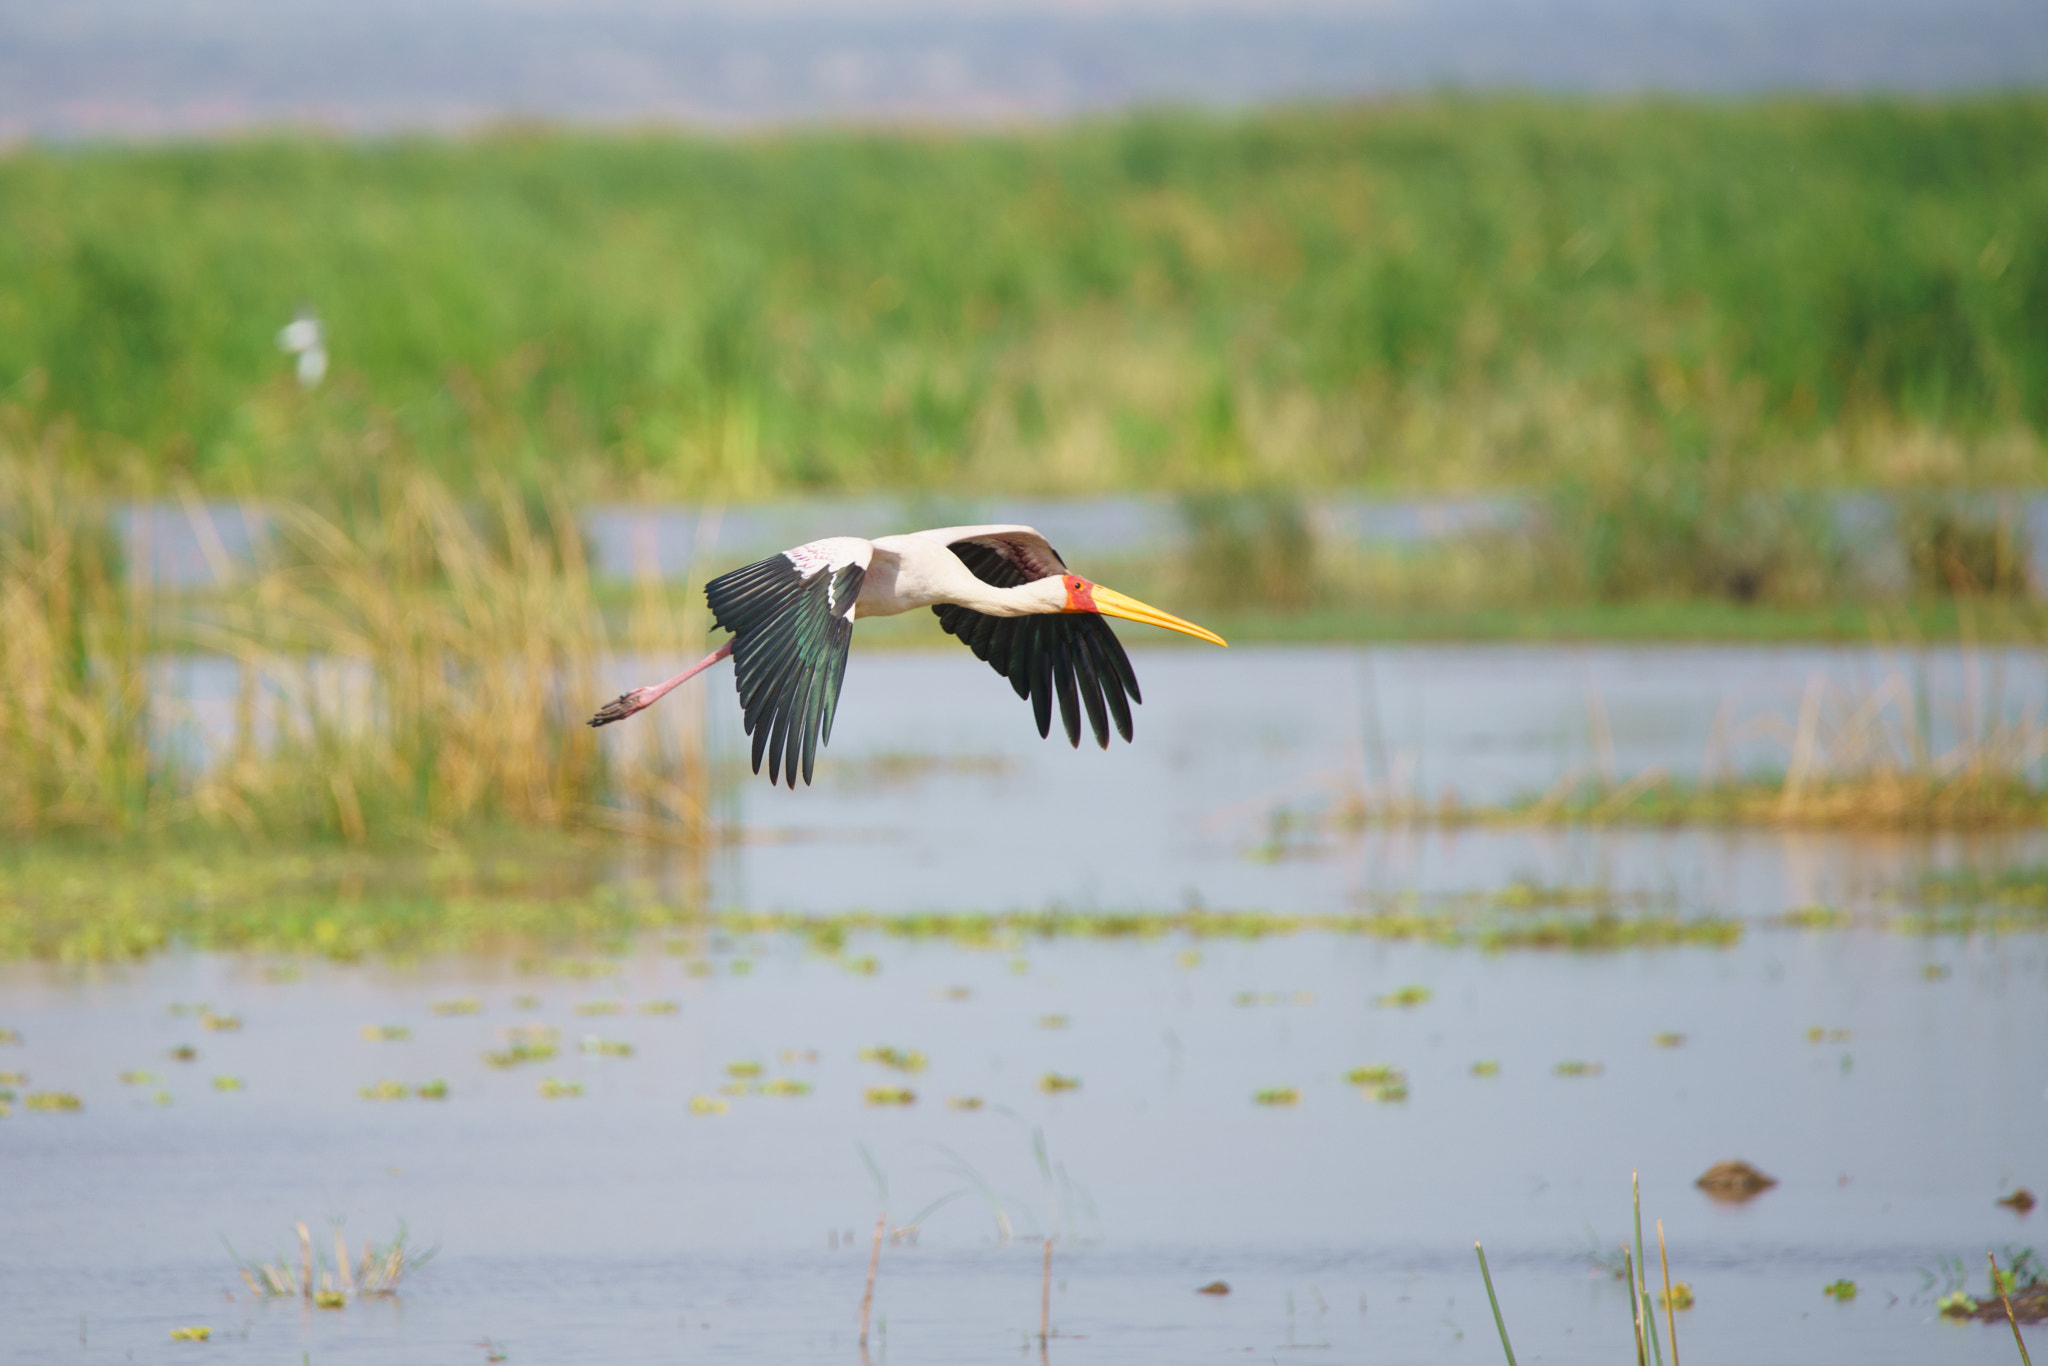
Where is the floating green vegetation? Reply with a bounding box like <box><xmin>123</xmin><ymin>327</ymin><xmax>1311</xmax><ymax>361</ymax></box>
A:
<box><xmin>359</xmin><ymin>1080</ymin><xmax>406</xmax><ymax>1101</ymax></box>
<box><xmin>729</xmin><ymin>959</ymin><xmax>753</xmax><ymax>976</ymax></box>
<box><xmin>1175</xmin><ymin>950</ymin><xmax>1202</xmax><ymax>969</ymax></box>
<box><xmin>537</xmin><ymin>1078</ymin><xmax>582</xmax><ymax>1099</ymax></box>
<box><xmin>1923</xmin><ymin>963</ymin><xmax>1954</xmax><ymax>980</ymax></box>
<box><xmin>360</xmin><ymin>1024</ymin><xmax>411</xmax><ymax>1041</ymax></box>
<box><xmin>846</xmin><ymin>955</ymin><xmax>881</xmax><ymax>976</ymax></box>
<box><xmin>314</xmin><ymin>1290</ymin><xmax>346</xmax><ymax>1310</ymax></box>
<box><xmin>1554</xmin><ymin>1061</ymin><xmax>1605</xmax><ymax>1077</ymax></box>
<box><xmin>482</xmin><ymin>1025</ymin><xmax>558</xmax><ymax>1068</ymax></box>
<box><xmin>212</xmin><ymin>1075</ymin><xmax>243</xmax><ymax>1092</ymax></box>
<box><xmin>0</xmin><ymin>1028</ymin><xmax>18</xmax><ymax>1044</ymax></box>
<box><xmin>25</xmin><ymin>1091</ymin><xmax>81</xmax><ymax>1111</ymax></box>
<box><xmin>639</xmin><ymin>1000</ymin><xmax>680</xmax><ymax>1015</ymax></box>
<box><xmin>580</xmin><ymin>1038</ymin><xmax>634</xmax><ymax>1058</ymax></box>
<box><xmin>759</xmin><ymin>1077</ymin><xmax>812</xmax><ymax>1097</ymax></box>
<box><xmin>429</xmin><ymin>998</ymin><xmax>483</xmax><ymax>1017</ymax></box>
<box><xmin>168</xmin><ymin>1045</ymin><xmax>196</xmax><ymax>1062</ymax></box>
<box><xmin>689</xmin><ymin>1094</ymin><xmax>729</xmax><ymax>1115</ymax></box>
<box><xmin>1374</xmin><ymin>984</ymin><xmax>1432</xmax><ymax>1009</ymax></box>
<box><xmin>1471</xmin><ymin>1060</ymin><xmax>1501</xmax><ymax>1077</ymax></box>
<box><xmin>1253</xmin><ymin>1087</ymin><xmax>1300</xmax><ymax>1106</ymax></box>
<box><xmin>170</xmin><ymin>1327</ymin><xmax>210</xmax><ymax>1342</ymax></box>
<box><xmin>416</xmin><ymin>1079</ymin><xmax>449</xmax><ymax>1100</ymax></box>
<box><xmin>864</xmin><ymin>1086</ymin><xmax>917</xmax><ymax>1107</ymax></box>
<box><xmin>932</xmin><ymin>986</ymin><xmax>974</xmax><ymax>1002</ymax></box>
<box><xmin>947</xmin><ymin>1096</ymin><xmax>984</xmax><ymax>1111</ymax></box>
<box><xmin>119</xmin><ymin>1070</ymin><xmax>158</xmax><ymax>1085</ymax></box>
<box><xmin>199</xmin><ymin>1010</ymin><xmax>241</xmax><ymax>1032</ymax></box>
<box><xmin>512</xmin><ymin>995</ymin><xmax>542</xmax><ymax>1010</ymax></box>
<box><xmin>859</xmin><ymin>1046</ymin><xmax>928</xmax><ymax>1073</ymax></box>
<box><xmin>779</xmin><ymin>1048</ymin><xmax>820</xmax><ymax>1064</ymax></box>
<box><xmin>574</xmin><ymin>1001</ymin><xmax>623</xmax><ymax>1016</ymax></box>
<box><xmin>1824</xmin><ymin>1279</ymin><xmax>1858</xmax><ymax>1301</ymax></box>
<box><xmin>1343</xmin><ymin>1065</ymin><xmax>1405</xmax><ymax>1087</ymax></box>
<box><xmin>1038</xmin><ymin>1014</ymin><xmax>1070</xmax><ymax>1029</ymax></box>
<box><xmin>0</xmin><ymin>849</ymin><xmax>1755</xmax><ymax>965</ymax></box>
<box><xmin>726</xmin><ymin>1060</ymin><xmax>763</xmax><ymax>1078</ymax></box>
<box><xmin>0</xmin><ymin>1070</ymin><xmax>28</xmax><ymax>1085</ymax></box>
<box><xmin>1371</xmin><ymin>1081</ymin><xmax>1410</xmax><ymax>1103</ymax></box>
<box><xmin>1662</xmin><ymin>1282</ymin><xmax>1695</xmax><ymax>1310</ymax></box>
<box><xmin>1653</xmin><ymin>1032</ymin><xmax>1686</xmax><ymax>1048</ymax></box>
<box><xmin>1037</xmin><ymin>1073</ymin><xmax>1081</xmax><ymax>1094</ymax></box>
<box><xmin>1807</xmin><ymin>1027</ymin><xmax>1853</xmax><ymax>1043</ymax></box>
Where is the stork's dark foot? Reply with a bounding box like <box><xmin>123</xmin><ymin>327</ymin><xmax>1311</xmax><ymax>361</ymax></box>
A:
<box><xmin>587</xmin><ymin>690</ymin><xmax>650</xmax><ymax>727</ymax></box>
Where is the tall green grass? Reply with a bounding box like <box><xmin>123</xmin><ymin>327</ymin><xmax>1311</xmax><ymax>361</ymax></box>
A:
<box><xmin>3</xmin><ymin>97</ymin><xmax>2045</xmax><ymax>497</ymax></box>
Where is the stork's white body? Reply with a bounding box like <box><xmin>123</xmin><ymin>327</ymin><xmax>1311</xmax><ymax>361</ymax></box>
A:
<box><xmin>783</xmin><ymin>526</ymin><xmax>1071</xmax><ymax>623</ymax></box>
<box><xmin>589</xmin><ymin>522</ymin><xmax>1223</xmax><ymax>786</ymax></box>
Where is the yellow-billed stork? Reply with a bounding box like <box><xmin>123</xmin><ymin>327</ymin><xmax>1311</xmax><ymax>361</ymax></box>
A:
<box><xmin>588</xmin><ymin>524</ymin><xmax>1226</xmax><ymax>787</ymax></box>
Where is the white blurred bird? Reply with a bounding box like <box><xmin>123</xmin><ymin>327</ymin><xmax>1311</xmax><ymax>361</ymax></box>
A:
<box><xmin>276</xmin><ymin>308</ymin><xmax>327</xmax><ymax>388</ymax></box>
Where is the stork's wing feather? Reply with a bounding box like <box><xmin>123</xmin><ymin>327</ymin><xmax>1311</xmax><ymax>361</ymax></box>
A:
<box><xmin>932</xmin><ymin>530</ymin><xmax>1141</xmax><ymax>749</ymax></box>
<box><xmin>704</xmin><ymin>538</ymin><xmax>870</xmax><ymax>788</ymax></box>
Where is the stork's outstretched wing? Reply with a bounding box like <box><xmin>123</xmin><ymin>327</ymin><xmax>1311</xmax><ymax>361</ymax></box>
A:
<box><xmin>704</xmin><ymin>538</ymin><xmax>871</xmax><ymax>787</ymax></box>
<box><xmin>926</xmin><ymin>526</ymin><xmax>1141</xmax><ymax>749</ymax></box>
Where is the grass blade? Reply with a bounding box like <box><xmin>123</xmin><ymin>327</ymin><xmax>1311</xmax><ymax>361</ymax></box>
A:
<box><xmin>1473</xmin><ymin>1241</ymin><xmax>1518</xmax><ymax>1366</ymax></box>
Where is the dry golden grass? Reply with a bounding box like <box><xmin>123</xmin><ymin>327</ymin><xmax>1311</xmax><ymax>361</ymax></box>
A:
<box><xmin>1</xmin><ymin>417</ymin><xmax>712</xmax><ymax>847</ymax></box>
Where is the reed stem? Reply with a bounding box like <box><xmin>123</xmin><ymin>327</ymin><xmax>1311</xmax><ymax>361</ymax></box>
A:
<box><xmin>1473</xmin><ymin>1241</ymin><xmax>1518</xmax><ymax>1366</ymax></box>
<box><xmin>858</xmin><ymin>1212</ymin><xmax>885</xmax><ymax>1347</ymax></box>
<box><xmin>1990</xmin><ymin>1251</ymin><xmax>2034</xmax><ymax>1366</ymax></box>
<box><xmin>1040</xmin><ymin>1236</ymin><xmax>1055</xmax><ymax>1345</ymax></box>
<box><xmin>1624</xmin><ymin>1246</ymin><xmax>1647</xmax><ymax>1366</ymax></box>
<box><xmin>1657</xmin><ymin>1219</ymin><xmax>1679</xmax><ymax>1366</ymax></box>
<box><xmin>1634</xmin><ymin>1173</ymin><xmax>1665</xmax><ymax>1366</ymax></box>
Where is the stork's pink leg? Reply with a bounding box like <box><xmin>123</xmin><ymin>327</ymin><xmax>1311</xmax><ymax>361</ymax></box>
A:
<box><xmin>587</xmin><ymin>640</ymin><xmax>735</xmax><ymax>727</ymax></box>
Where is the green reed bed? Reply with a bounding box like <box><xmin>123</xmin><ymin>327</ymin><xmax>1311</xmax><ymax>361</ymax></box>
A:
<box><xmin>3</xmin><ymin>98</ymin><xmax>2044</xmax><ymax>503</ymax></box>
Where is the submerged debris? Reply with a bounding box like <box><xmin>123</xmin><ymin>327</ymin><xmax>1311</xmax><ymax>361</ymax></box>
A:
<box><xmin>1696</xmin><ymin>1159</ymin><xmax>1778</xmax><ymax>1203</ymax></box>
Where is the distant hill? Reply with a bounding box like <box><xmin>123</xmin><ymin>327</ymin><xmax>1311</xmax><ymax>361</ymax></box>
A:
<box><xmin>2</xmin><ymin>0</ymin><xmax>2045</xmax><ymax>139</ymax></box>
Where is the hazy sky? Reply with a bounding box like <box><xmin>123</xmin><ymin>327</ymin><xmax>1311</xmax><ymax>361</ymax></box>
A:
<box><xmin>3</xmin><ymin>0</ymin><xmax>2043</xmax><ymax>138</ymax></box>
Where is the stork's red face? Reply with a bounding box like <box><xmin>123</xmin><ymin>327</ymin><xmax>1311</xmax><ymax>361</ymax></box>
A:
<box><xmin>1061</xmin><ymin>574</ymin><xmax>1227</xmax><ymax>646</ymax></box>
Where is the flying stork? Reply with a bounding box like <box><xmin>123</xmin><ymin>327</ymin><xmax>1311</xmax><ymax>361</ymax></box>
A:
<box><xmin>588</xmin><ymin>525</ymin><xmax>1226</xmax><ymax>787</ymax></box>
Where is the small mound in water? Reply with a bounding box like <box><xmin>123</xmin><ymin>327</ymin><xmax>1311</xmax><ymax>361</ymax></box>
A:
<box><xmin>1696</xmin><ymin>1159</ymin><xmax>1777</xmax><ymax>1203</ymax></box>
<box><xmin>1945</xmin><ymin>1284</ymin><xmax>2048</xmax><ymax>1324</ymax></box>
<box><xmin>1196</xmin><ymin>1281</ymin><xmax>1231</xmax><ymax>1296</ymax></box>
<box><xmin>1996</xmin><ymin>1187</ymin><xmax>2035</xmax><ymax>1213</ymax></box>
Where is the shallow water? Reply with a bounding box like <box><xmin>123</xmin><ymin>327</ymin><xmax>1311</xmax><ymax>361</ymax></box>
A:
<box><xmin>6</xmin><ymin>643</ymin><xmax>2047</xmax><ymax>1363</ymax></box>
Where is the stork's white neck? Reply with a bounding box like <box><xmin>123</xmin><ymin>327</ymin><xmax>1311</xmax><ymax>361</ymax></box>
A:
<box><xmin>948</xmin><ymin>574</ymin><xmax>1070</xmax><ymax>618</ymax></box>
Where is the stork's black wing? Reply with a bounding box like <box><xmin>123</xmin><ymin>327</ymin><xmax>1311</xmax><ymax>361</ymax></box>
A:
<box><xmin>932</xmin><ymin>536</ymin><xmax>1141</xmax><ymax>749</ymax></box>
<box><xmin>705</xmin><ymin>542</ymin><xmax>869</xmax><ymax>788</ymax></box>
